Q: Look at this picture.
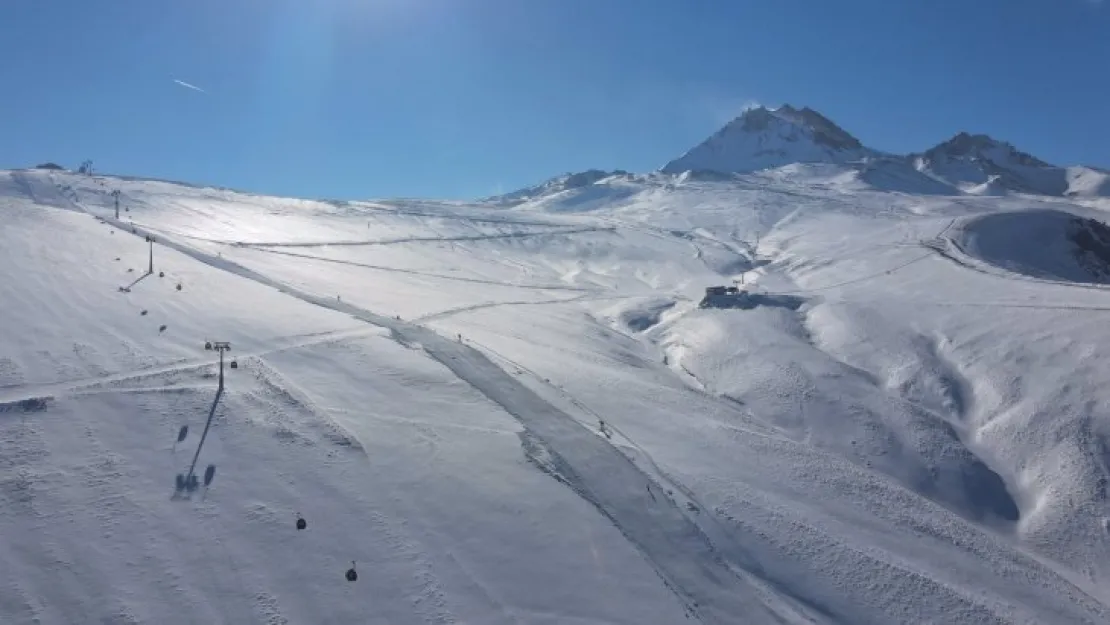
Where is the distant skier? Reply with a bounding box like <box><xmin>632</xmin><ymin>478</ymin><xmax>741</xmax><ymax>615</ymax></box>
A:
<box><xmin>345</xmin><ymin>561</ymin><xmax>358</xmax><ymax>582</ymax></box>
<box><xmin>598</xmin><ymin>419</ymin><xmax>611</xmax><ymax>439</ymax></box>
<box><xmin>646</xmin><ymin>484</ymin><xmax>656</xmax><ymax>502</ymax></box>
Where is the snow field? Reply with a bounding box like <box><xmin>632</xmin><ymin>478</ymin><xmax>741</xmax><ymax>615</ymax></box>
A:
<box><xmin>2</xmin><ymin>165</ymin><xmax>1110</xmax><ymax>623</ymax></box>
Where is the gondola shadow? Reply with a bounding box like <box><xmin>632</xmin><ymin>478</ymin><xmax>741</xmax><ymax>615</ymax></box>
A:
<box><xmin>118</xmin><ymin>270</ymin><xmax>153</xmax><ymax>293</ymax></box>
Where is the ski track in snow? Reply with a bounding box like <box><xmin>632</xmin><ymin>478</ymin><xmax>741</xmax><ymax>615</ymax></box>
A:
<box><xmin>241</xmin><ymin>245</ymin><xmax>597</xmax><ymax>292</ymax></box>
<box><xmin>414</xmin><ymin>292</ymin><xmax>689</xmax><ymax>324</ymax></box>
<box><xmin>128</xmin><ymin>221</ymin><xmax>612</xmax><ymax>250</ymax></box>
<box><xmin>455</xmin><ymin>334</ymin><xmax>832</xmax><ymax>621</ymax></box>
<box><xmin>349</xmin><ymin>202</ymin><xmax>575</xmax><ymax>228</ymax></box>
<box><xmin>238</xmin><ymin>226</ymin><xmax>614</xmax><ymax>248</ymax></box>
<box><xmin>0</xmin><ymin>326</ymin><xmax>385</xmax><ymax>407</ymax></box>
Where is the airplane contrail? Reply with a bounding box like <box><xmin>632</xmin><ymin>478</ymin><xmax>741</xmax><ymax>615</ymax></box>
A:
<box><xmin>173</xmin><ymin>79</ymin><xmax>206</xmax><ymax>93</ymax></box>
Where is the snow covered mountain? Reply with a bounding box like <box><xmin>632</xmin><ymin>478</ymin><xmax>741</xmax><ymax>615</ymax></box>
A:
<box><xmin>485</xmin><ymin>169</ymin><xmax>631</xmax><ymax>204</ymax></box>
<box><xmin>660</xmin><ymin>105</ymin><xmax>875</xmax><ymax>174</ymax></box>
<box><xmin>649</xmin><ymin>105</ymin><xmax>1109</xmax><ymax>199</ymax></box>
<box><xmin>4</xmin><ymin>165</ymin><xmax>1110</xmax><ymax>624</ymax></box>
<box><xmin>913</xmin><ymin>132</ymin><xmax>1069</xmax><ymax>195</ymax></box>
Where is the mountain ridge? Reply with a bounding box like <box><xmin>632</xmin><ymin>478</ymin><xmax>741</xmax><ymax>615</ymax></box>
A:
<box><xmin>659</xmin><ymin>104</ymin><xmax>877</xmax><ymax>176</ymax></box>
<box><xmin>500</xmin><ymin>105</ymin><xmax>1107</xmax><ymax>201</ymax></box>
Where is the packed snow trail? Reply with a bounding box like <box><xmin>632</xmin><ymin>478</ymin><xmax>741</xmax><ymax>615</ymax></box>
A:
<box><xmin>86</xmin><ymin>208</ymin><xmax>810</xmax><ymax>624</ymax></box>
<box><xmin>388</xmin><ymin>324</ymin><xmax>810</xmax><ymax>624</ymax></box>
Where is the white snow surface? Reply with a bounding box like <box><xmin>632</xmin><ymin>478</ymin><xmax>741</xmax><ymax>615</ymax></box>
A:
<box><xmin>2</xmin><ymin>167</ymin><xmax>1110</xmax><ymax>624</ymax></box>
<box><xmin>1068</xmin><ymin>166</ymin><xmax>1110</xmax><ymax>198</ymax></box>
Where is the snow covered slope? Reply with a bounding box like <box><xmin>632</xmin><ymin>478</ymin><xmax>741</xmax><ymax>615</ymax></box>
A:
<box><xmin>660</xmin><ymin>105</ymin><xmax>875</xmax><ymax>175</ymax></box>
<box><xmin>912</xmin><ymin>133</ymin><xmax>1110</xmax><ymax>198</ymax></box>
<box><xmin>3</xmin><ymin>166</ymin><xmax>1110</xmax><ymax>624</ymax></box>
<box><xmin>1068</xmin><ymin>166</ymin><xmax>1110</xmax><ymax>198</ymax></box>
<box><xmin>485</xmin><ymin>169</ymin><xmax>632</xmax><ymax>205</ymax></box>
<box><xmin>913</xmin><ymin>132</ymin><xmax>1066</xmax><ymax>195</ymax></box>
<box><xmin>946</xmin><ymin>209</ymin><xmax>1110</xmax><ymax>285</ymax></box>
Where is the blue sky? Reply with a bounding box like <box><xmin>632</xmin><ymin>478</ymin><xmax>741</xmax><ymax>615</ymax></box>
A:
<box><xmin>2</xmin><ymin>0</ymin><xmax>1107</xmax><ymax>199</ymax></box>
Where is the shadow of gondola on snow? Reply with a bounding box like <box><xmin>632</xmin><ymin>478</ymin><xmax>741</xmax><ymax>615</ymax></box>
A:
<box><xmin>171</xmin><ymin>386</ymin><xmax>223</xmax><ymax>500</ymax></box>
<box><xmin>119</xmin><ymin>270</ymin><xmax>153</xmax><ymax>293</ymax></box>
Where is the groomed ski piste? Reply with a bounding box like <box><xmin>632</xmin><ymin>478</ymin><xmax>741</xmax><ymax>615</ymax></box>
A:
<box><xmin>2</xmin><ymin>164</ymin><xmax>1110</xmax><ymax>624</ymax></box>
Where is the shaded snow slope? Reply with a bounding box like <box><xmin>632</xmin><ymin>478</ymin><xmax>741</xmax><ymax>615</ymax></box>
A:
<box><xmin>950</xmin><ymin>209</ymin><xmax>1110</xmax><ymax>285</ymax></box>
<box><xmin>3</xmin><ymin>167</ymin><xmax>1110</xmax><ymax>623</ymax></box>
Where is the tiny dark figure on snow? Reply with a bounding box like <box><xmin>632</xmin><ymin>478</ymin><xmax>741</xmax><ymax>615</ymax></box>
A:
<box><xmin>345</xmin><ymin>561</ymin><xmax>358</xmax><ymax>582</ymax></box>
<box><xmin>296</xmin><ymin>515</ymin><xmax>307</xmax><ymax>530</ymax></box>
